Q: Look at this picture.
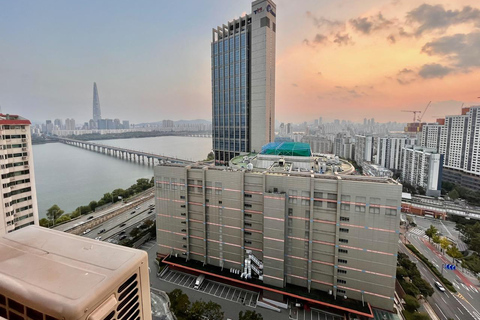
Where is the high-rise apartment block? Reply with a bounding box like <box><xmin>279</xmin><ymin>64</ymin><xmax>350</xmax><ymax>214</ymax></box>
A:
<box><xmin>421</xmin><ymin>106</ymin><xmax>480</xmax><ymax>190</ymax></box>
<box><xmin>401</xmin><ymin>146</ymin><xmax>443</xmax><ymax>196</ymax></box>
<box><xmin>375</xmin><ymin>136</ymin><xmax>416</xmax><ymax>172</ymax></box>
<box><xmin>333</xmin><ymin>133</ymin><xmax>355</xmax><ymax>160</ymax></box>
<box><xmin>354</xmin><ymin>135</ymin><xmax>373</xmax><ymax>165</ymax></box>
<box><xmin>301</xmin><ymin>135</ymin><xmax>332</xmax><ymax>154</ymax></box>
<box><xmin>212</xmin><ymin>0</ymin><xmax>276</xmax><ymax>164</ymax></box>
<box><xmin>155</xmin><ymin>146</ymin><xmax>401</xmax><ymax>313</ymax></box>
<box><xmin>0</xmin><ymin>114</ymin><xmax>38</xmax><ymax>236</ymax></box>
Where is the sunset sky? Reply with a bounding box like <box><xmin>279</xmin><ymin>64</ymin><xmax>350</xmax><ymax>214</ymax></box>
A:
<box><xmin>1</xmin><ymin>0</ymin><xmax>479</xmax><ymax>124</ymax></box>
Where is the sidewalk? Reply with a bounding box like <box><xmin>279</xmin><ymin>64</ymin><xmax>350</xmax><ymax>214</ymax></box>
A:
<box><xmin>422</xmin><ymin>238</ymin><xmax>479</xmax><ymax>287</ymax></box>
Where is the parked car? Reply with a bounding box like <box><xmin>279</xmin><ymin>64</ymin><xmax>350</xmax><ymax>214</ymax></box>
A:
<box><xmin>94</xmin><ymin>236</ymin><xmax>102</xmax><ymax>241</ymax></box>
<box><xmin>98</xmin><ymin>229</ymin><xmax>106</xmax><ymax>234</ymax></box>
<box><xmin>119</xmin><ymin>223</ymin><xmax>126</xmax><ymax>227</ymax></box>
<box><xmin>87</xmin><ymin>216</ymin><xmax>94</xmax><ymax>220</ymax></box>
<box><xmin>119</xmin><ymin>235</ymin><xmax>127</xmax><ymax>240</ymax></box>
<box><xmin>131</xmin><ymin>210</ymin><xmax>136</xmax><ymax>214</ymax></box>
<box><xmin>82</xmin><ymin>229</ymin><xmax>91</xmax><ymax>235</ymax></box>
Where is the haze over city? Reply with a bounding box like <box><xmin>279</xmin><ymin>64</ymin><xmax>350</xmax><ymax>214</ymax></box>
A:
<box><xmin>1</xmin><ymin>0</ymin><xmax>479</xmax><ymax>124</ymax></box>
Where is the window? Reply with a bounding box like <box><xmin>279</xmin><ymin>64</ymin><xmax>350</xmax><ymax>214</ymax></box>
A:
<box><xmin>337</xmin><ymin>279</ymin><xmax>347</xmax><ymax>284</ymax></box>
<box><xmin>338</xmin><ymin>248</ymin><xmax>348</xmax><ymax>254</ymax></box>
<box><xmin>288</xmin><ymin>190</ymin><xmax>297</xmax><ymax>204</ymax></box>
<box><xmin>314</xmin><ymin>191</ymin><xmax>322</xmax><ymax>207</ymax></box>
<box><xmin>245</xmin><ymin>222</ymin><xmax>252</xmax><ymax>227</ymax></box>
<box><xmin>339</xmin><ymin>238</ymin><xmax>348</xmax><ymax>243</ymax></box>
<box><xmin>340</xmin><ymin>217</ymin><xmax>349</xmax><ymax>222</ymax></box>
<box><xmin>355</xmin><ymin>205</ymin><xmax>366</xmax><ymax>213</ymax></box>
<box><xmin>369</xmin><ymin>206</ymin><xmax>380</xmax><ymax>214</ymax></box>
<box><xmin>245</xmin><ymin>213</ymin><xmax>252</xmax><ymax>217</ymax></box>
<box><xmin>245</xmin><ymin>240</ymin><xmax>252</xmax><ymax>244</ymax></box>
<box><xmin>244</xmin><ymin>231</ymin><xmax>252</xmax><ymax>235</ymax></box>
<box><xmin>288</xmin><ymin>208</ymin><xmax>293</xmax><ymax>216</ymax></box>
<box><xmin>244</xmin><ymin>193</ymin><xmax>252</xmax><ymax>198</ymax></box>
<box><xmin>339</xmin><ymin>228</ymin><xmax>349</xmax><ymax>233</ymax></box>
<box><xmin>245</xmin><ymin>204</ymin><xmax>252</xmax><ymax>208</ymax></box>
<box><xmin>338</xmin><ymin>269</ymin><xmax>347</xmax><ymax>274</ymax></box>
<box><xmin>338</xmin><ymin>259</ymin><xmax>347</xmax><ymax>264</ymax></box>
<box><xmin>327</xmin><ymin>193</ymin><xmax>337</xmax><ymax>209</ymax></box>
<box><xmin>337</xmin><ymin>289</ymin><xmax>346</xmax><ymax>294</ymax></box>
<box><xmin>180</xmin><ymin>195</ymin><xmax>185</xmax><ymax>199</ymax></box>
<box><xmin>386</xmin><ymin>208</ymin><xmax>397</xmax><ymax>216</ymax></box>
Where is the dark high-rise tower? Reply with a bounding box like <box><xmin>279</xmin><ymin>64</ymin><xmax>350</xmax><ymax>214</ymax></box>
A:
<box><xmin>211</xmin><ymin>0</ymin><xmax>276</xmax><ymax>165</ymax></box>
<box><xmin>93</xmin><ymin>82</ymin><xmax>101</xmax><ymax>122</ymax></box>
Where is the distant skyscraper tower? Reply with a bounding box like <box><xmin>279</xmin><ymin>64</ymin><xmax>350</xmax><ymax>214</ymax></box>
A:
<box><xmin>212</xmin><ymin>0</ymin><xmax>276</xmax><ymax>164</ymax></box>
<box><xmin>93</xmin><ymin>82</ymin><xmax>101</xmax><ymax>122</ymax></box>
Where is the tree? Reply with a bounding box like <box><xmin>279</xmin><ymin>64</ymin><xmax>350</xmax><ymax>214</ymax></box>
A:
<box><xmin>447</xmin><ymin>245</ymin><xmax>463</xmax><ymax>259</ymax></box>
<box><xmin>425</xmin><ymin>225</ymin><xmax>438</xmax><ymax>243</ymax></box>
<box><xmin>187</xmin><ymin>300</ymin><xmax>224</xmax><ymax>320</ymax></box>
<box><xmin>412</xmin><ymin>277</ymin><xmax>434</xmax><ymax>297</ymax></box>
<box><xmin>39</xmin><ymin>218</ymin><xmax>50</xmax><ymax>228</ymax></box>
<box><xmin>46</xmin><ymin>204</ymin><xmax>64</xmax><ymax>223</ymax></box>
<box><xmin>130</xmin><ymin>227</ymin><xmax>140</xmax><ymax>238</ymax></box>
<box><xmin>167</xmin><ymin>289</ymin><xmax>190</xmax><ymax>320</ymax></box>
<box><xmin>239</xmin><ymin>310</ymin><xmax>263</xmax><ymax>320</ymax></box>
<box><xmin>440</xmin><ymin>237</ymin><xmax>451</xmax><ymax>251</ymax></box>
<box><xmin>89</xmin><ymin>200</ymin><xmax>98</xmax><ymax>212</ymax></box>
<box><xmin>55</xmin><ymin>214</ymin><xmax>71</xmax><ymax>224</ymax></box>
<box><xmin>412</xmin><ymin>313</ymin><xmax>430</xmax><ymax>320</ymax></box>
<box><xmin>448</xmin><ymin>189</ymin><xmax>460</xmax><ymax>200</ymax></box>
<box><xmin>404</xmin><ymin>295</ymin><xmax>420</xmax><ymax>312</ymax></box>
<box><xmin>206</xmin><ymin>151</ymin><xmax>214</xmax><ymax>161</ymax></box>
<box><xmin>432</xmin><ymin>234</ymin><xmax>441</xmax><ymax>244</ymax></box>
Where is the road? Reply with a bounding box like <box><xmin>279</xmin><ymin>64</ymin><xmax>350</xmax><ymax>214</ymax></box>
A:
<box><xmin>82</xmin><ymin>199</ymin><xmax>155</xmax><ymax>242</ymax></box>
<box><xmin>398</xmin><ymin>241</ymin><xmax>476</xmax><ymax>320</ymax></box>
<box><xmin>53</xmin><ymin>188</ymin><xmax>154</xmax><ymax>232</ymax></box>
<box><xmin>406</xmin><ymin>226</ymin><xmax>480</xmax><ymax>315</ymax></box>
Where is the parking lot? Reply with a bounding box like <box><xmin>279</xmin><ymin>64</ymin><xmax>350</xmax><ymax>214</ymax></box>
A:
<box><xmin>290</xmin><ymin>307</ymin><xmax>343</xmax><ymax>320</ymax></box>
<box><xmin>160</xmin><ymin>268</ymin><xmax>259</xmax><ymax>308</ymax></box>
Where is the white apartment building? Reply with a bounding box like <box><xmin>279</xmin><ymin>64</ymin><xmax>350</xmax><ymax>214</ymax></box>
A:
<box><xmin>354</xmin><ymin>135</ymin><xmax>373</xmax><ymax>165</ymax></box>
<box><xmin>0</xmin><ymin>114</ymin><xmax>38</xmax><ymax>236</ymax></box>
<box><xmin>420</xmin><ymin>107</ymin><xmax>480</xmax><ymax>190</ymax></box>
<box><xmin>375</xmin><ymin>136</ymin><xmax>416</xmax><ymax>171</ymax></box>
<box><xmin>401</xmin><ymin>146</ymin><xmax>443</xmax><ymax>196</ymax></box>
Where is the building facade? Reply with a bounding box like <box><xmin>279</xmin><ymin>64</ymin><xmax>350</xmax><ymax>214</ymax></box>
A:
<box><xmin>420</xmin><ymin>107</ymin><xmax>480</xmax><ymax>190</ymax></box>
<box><xmin>375</xmin><ymin>136</ymin><xmax>416</xmax><ymax>171</ymax></box>
<box><xmin>0</xmin><ymin>114</ymin><xmax>39</xmax><ymax>236</ymax></box>
<box><xmin>401</xmin><ymin>146</ymin><xmax>443</xmax><ymax>196</ymax></box>
<box><xmin>333</xmin><ymin>133</ymin><xmax>354</xmax><ymax>160</ymax></box>
<box><xmin>155</xmin><ymin>163</ymin><xmax>401</xmax><ymax>311</ymax></box>
<box><xmin>212</xmin><ymin>0</ymin><xmax>276</xmax><ymax>164</ymax></box>
<box><xmin>354</xmin><ymin>135</ymin><xmax>373</xmax><ymax>165</ymax></box>
<box><xmin>93</xmin><ymin>82</ymin><xmax>101</xmax><ymax>122</ymax></box>
<box><xmin>300</xmin><ymin>135</ymin><xmax>332</xmax><ymax>154</ymax></box>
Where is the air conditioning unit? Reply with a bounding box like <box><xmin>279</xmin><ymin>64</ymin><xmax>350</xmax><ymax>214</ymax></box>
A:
<box><xmin>0</xmin><ymin>226</ymin><xmax>152</xmax><ymax>320</ymax></box>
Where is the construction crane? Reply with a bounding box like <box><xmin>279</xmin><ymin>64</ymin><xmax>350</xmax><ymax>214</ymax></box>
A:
<box><xmin>401</xmin><ymin>110</ymin><xmax>422</xmax><ymax>122</ymax></box>
<box><xmin>418</xmin><ymin>101</ymin><xmax>432</xmax><ymax>122</ymax></box>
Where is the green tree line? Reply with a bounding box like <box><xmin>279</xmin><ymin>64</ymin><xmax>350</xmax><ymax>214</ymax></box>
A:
<box><xmin>39</xmin><ymin>177</ymin><xmax>154</xmax><ymax>227</ymax></box>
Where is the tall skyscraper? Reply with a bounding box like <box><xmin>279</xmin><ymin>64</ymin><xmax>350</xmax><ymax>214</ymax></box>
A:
<box><xmin>93</xmin><ymin>82</ymin><xmax>101</xmax><ymax>122</ymax></box>
<box><xmin>212</xmin><ymin>0</ymin><xmax>276</xmax><ymax>164</ymax></box>
<box><xmin>0</xmin><ymin>114</ymin><xmax>39</xmax><ymax>236</ymax></box>
<box><xmin>421</xmin><ymin>106</ymin><xmax>480</xmax><ymax>190</ymax></box>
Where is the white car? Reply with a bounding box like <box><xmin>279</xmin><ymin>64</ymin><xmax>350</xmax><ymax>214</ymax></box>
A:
<box><xmin>82</xmin><ymin>229</ymin><xmax>91</xmax><ymax>235</ymax></box>
<box><xmin>94</xmin><ymin>236</ymin><xmax>102</xmax><ymax>241</ymax></box>
<box><xmin>435</xmin><ymin>281</ymin><xmax>446</xmax><ymax>292</ymax></box>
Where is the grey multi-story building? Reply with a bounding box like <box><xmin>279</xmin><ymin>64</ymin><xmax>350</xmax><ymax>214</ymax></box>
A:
<box><xmin>301</xmin><ymin>135</ymin><xmax>332</xmax><ymax>154</ymax></box>
<box><xmin>421</xmin><ymin>107</ymin><xmax>480</xmax><ymax>190</ymax></box>
<box><xmin>155</xmin><ymin>149</ymin><xmax>401</xmax><ymax>312</ymax></box>
<box><xmin>212</xmin><ymin>0</ymin><xmax>276</xmax><ymax>164</ymax></box>
<box><xmin>354</xmin><ymin>135</ymin><xmax>373</xmax><ymax>165</ymax></box>
<box><xmin>333</xmin><ymin>133</ymin><xmax>355</xmax><ymax>160</ymax></box>
<box><xmin>375</xmin><ymin>136</ymin><xmax>416</xmax><ymax>172</ymax></box>
<box><xmin>401</xmin><ymin>146</ymin><xmax>443</xmax><ymax>196</ymax></box>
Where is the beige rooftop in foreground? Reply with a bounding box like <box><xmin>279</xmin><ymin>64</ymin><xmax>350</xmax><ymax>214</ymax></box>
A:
<box><xmin>0</xmin><ymin>226</ymin><xmax>151</xmax><ymax>320</ymax></box>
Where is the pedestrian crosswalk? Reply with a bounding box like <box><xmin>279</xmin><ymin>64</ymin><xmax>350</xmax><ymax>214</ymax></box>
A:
<box><xmin>409</xmin><ymin>227</ymin><xmax>427</xmax><ymax>239</ymax></box>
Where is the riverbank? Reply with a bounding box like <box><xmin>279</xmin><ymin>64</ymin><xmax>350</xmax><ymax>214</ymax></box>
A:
<box><xmin>67</xmin><ymin>130</ymin><xmax>211</xmax><ymax>141</ymax></box>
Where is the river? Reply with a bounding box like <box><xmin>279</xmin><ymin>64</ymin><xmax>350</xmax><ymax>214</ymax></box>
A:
<box><xmin>33</xmin><ymin>136</ymin><xmax>212</xmax><ymax>219</ymax></box>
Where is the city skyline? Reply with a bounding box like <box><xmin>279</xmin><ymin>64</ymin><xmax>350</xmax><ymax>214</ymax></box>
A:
<box><xmin>1</xmin><ymin>0</ymin><xmax>479</xmax><ymax>124</ymax></box>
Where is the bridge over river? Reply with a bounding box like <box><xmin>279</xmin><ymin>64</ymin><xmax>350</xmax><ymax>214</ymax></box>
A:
<box><xmin>55</xmin><ymin>137</ymin><xmax>195</xmax><ymax>165</ymax></box>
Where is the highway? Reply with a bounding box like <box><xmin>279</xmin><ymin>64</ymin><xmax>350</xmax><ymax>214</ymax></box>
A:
<box><xmin>82</xmin><ymin>198</ymin><xmax>155</xmax><ymax>242</ymax></box>
<box><xmin>398</xmin><ymin>241</ymin><xmax>477</xmax><ymax>320</ymax></box>
<box><xmin>53</xmin><ymin>188</ymin><xmax>154</xmax><ymax>232</ymax></box>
